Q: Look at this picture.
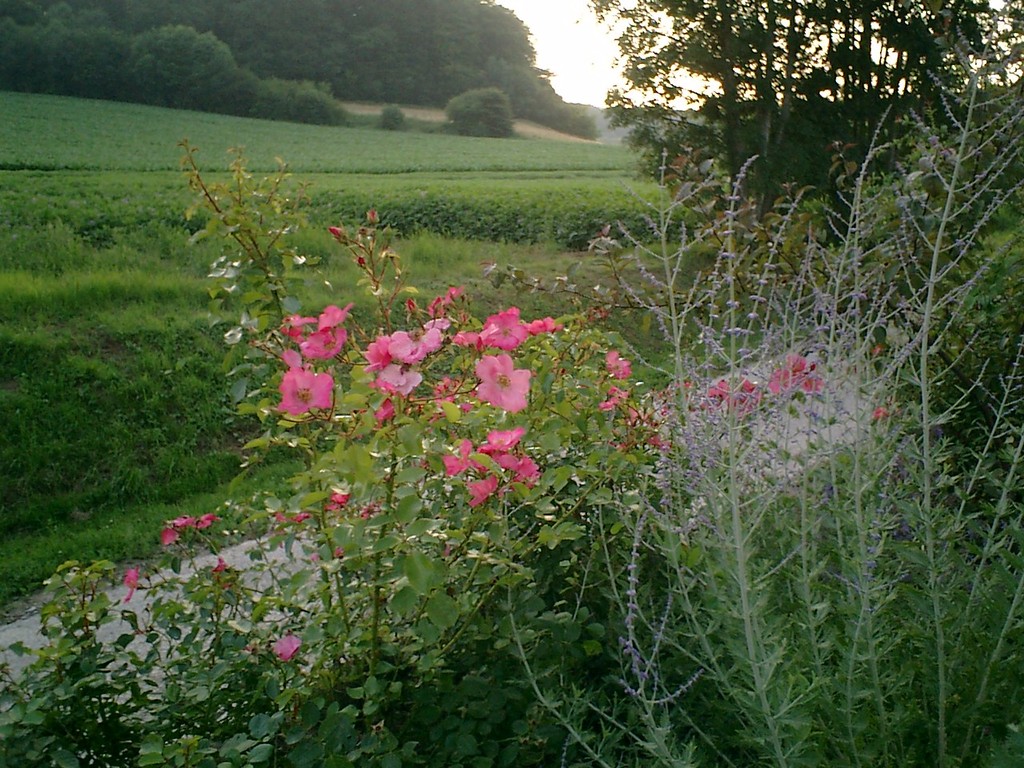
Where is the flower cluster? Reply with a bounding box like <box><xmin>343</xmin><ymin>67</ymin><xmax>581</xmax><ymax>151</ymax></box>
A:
<box><xmin>278</xmin><ymin>303</ymin><xmax>354</xmax><ymax>415</ymax></box>
<box><xmin>767</xmin><ymin>354</ymin><xmax>824</xmax><ymax>395</ymax></box>
<box><xmin>443</xmin><ymin>427</ymin><xmax>541</xmax><ymax>507</ymax></box>
<box><xmin>160</xmin><ymin>513</ymin><xmax>219</xmax><ymax>546</ymax></box>
<box><xmin>274</xmin><ymin>281</ymin><xmax>561</xmax><ymax>419</ymax></box>
<box><xmin>703</xmin><ymin>354</ymin><xmax>824</xmax><ymax>416</ymax></box>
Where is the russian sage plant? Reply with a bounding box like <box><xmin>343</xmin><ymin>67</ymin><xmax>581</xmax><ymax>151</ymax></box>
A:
<box><xmin>522</xmin><ymin>23</ymin><xmax>1024</xmax><ymax>768</ymax></box>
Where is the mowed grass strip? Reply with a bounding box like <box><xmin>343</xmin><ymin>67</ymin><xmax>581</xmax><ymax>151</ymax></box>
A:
<box><xmin>0</xmin><ymin>91</ymin><xmax>635</xmax><ymax>173</ymax></box>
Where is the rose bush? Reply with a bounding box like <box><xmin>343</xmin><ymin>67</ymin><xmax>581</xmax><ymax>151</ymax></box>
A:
<box><xmin>0</xmin><ymin>148</ymin><xmax>666</xmax><ymax>767</ymax></box>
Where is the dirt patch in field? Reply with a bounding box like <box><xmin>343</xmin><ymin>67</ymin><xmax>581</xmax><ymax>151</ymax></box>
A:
<box><xmin>340</xmin><ymin>102</ymin><xmax>597</xmax><ymax>143</ymax></box>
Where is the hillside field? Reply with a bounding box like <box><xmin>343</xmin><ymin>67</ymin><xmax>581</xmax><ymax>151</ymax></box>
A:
<box><xmin>0</xmin><ymin>91</ymin><xmax>630</xmax><ymax>173</ymax></box>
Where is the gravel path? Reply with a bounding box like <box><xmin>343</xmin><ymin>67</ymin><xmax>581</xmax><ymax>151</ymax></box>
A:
<box><xmin>0</xmin><ymin>539</ymin><xmax>292</xmax><ymax>680</ymax></box>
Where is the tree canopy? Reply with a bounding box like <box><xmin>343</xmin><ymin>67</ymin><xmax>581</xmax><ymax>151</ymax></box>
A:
<box><xmin>592</xmin><ymin>0</ymin><xmax>1014</xmax><ymax>194</ymax></box>
<box><xmin>0</xmin><ymin>0</ymin><xmax>597</xmax><ymax>137</ymax></box>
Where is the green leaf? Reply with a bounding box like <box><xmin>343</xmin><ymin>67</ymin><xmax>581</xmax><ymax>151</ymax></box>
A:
<box><xmin>249</xmin><ymin>743</ymin><xmax>274</xmax><ymax>764</ymax></box>
<box><xmin>396</xmin><ymin>493</ymin><xmax>423</xmax><ymax>524</ymax></box>
<box><xmin>583</xmin><ymin>639</ymin><xmax>602</xmax><ymax>656</ymax></box>
<box><xmin>287</xmin><ymin>738</ymin><xmax>324</xmax><ymax>768</ymax></box>
<box><xmin>403</xmin><ymin>551</ymin><xmax>439</xmax><ymax>595</ymax></box>
<box><xmin>300</xmin><ymin>700</ymin><xmax>321</xmax><ymax>729</ymax></box>
<box><xmin>439</xmin><ymin>400</ymin><xmax>462</xmax><ymax>422</ymax></box>
<box><xmin>425</xmin><ymin>592</ymin><xmax>459</xmax><ymax>630</ymax></box>
<box><xmin>249</xmin><ymin>713</ymin><xmax>274</xmax><ymax>739</ymax></box>
<box><xmin>395</xmin><ymin>466</ymin><xmax>426</xmax><ymax>486</ymax></box>
<box><xmin>230</xmin><ymin>377</ymin><xmax>248</xmax><ymax>404</ymax></box>
<box><xmin>54</xmin><ymin>749</ymin><xmax>81</xmax><ymax>768</ymax></box>
<box><xmin>390</xmin><ymin>584</ymin><xmax>419</xmax><ymax>615</ymax></box>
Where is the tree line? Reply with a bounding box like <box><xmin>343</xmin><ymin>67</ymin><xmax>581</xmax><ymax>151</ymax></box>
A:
<box><xmin>0</xmin><ymin>0</ymin><xmax>598</xmax><ymax>138</ymax></box>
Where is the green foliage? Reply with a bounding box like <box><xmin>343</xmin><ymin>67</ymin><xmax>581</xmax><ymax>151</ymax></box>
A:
<box><xmin>446</xmin><ymin>88</ymin><xmax>515</xmax><ymax>139</ymax></box>
<box><xmin>127</xmin><ymin>24</ymin><xmax>256</xmax><ymax>113</ymax></box>
<box><xmin>0</xmin><ymin>9</ymin><xmax>350</xmax><ymax>126</ymax></box>
<box><xmin>252</xmin><ymin>77</ymin><xmax>348</xmax><ymax>126</ymax></box>
<box><xmin>379</xmin><ymin>105</ymin><xmax>405</xmax><ymax>131</ymax></box>
<box><xmin>307</xmin><ymin>179</ymin><xmax>656</xmax><ymax>250</ymax></box>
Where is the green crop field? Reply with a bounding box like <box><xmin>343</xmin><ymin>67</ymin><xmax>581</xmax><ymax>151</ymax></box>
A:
<box><xmin>0</xmin><ymin>91</ymin><xmax>635</xmax><ymax>173</ymax></box>
<box><xmin>0</xmin><ymin>92</ymin><xmax>662</xmax><ymax>609</ymax></box>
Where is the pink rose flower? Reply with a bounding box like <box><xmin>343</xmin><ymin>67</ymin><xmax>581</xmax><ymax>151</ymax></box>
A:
<box><xmin>525</xmin><ymin>317</ymin><xmax>562</xmax><ymax>335</ymax></box>
<box><xmin>475</xmin><ymin>354</ymin><xmax>531</xmax><ymax>413</ymax></box>
<box><xmin>326</xmin><ymin>491</ymin><xmax>351</xmax><ymax>511</ymax></box>
<box><xmin>428</xmin><ymin>286</ymin><xmax>464</xmax><ymax>318</ymax></box>
<box><xmin>317</xmin><ymin>303</ymin><xmax>354</xmax><ymax>330</ymax></box>
<box><xmin>480</xmin><ymin>427</ymin><xmax>526</xmax><ymax>455</ymax></box>
<box><xmin>364</xmin><ymin>336</ymin><xmax>393</xmax><ymax>372</ymax></box>
<box><xmin>281</xmin><ymin>314</ymin><xmax>316</xmax><ymax>339</ymax></box>
<box><xmin>300</xmin><ymin>327</ymin><xmax>346</xmax><ymax>359</ymax></box>
<box><xmin>273</xmin><ymin>634</ymin><xmax>302</xmax><ymax>662</ymax></box>
<box><xmin>279</xmin><ymin>367</ymin><xmax>334</xmax><ymax>414</ymax></box>
<box><xmin>123</xmin><ymin>567</ymin><xmax>140</xmax><ymax>603</ymax></box>
<box><xmin>195</xmin><ymin>513</ymin><xmax>219</xmax><ymax>529</ymax></box>
<box><xmin>480</xmin><ymin>308</ymin><xmax>529</xmax><ymax>350</ymax></box>
<box><xmin>374</xmin><ymin>364</ymin><xmax>423</xmax><ymax>396</ymax></box>
<box><xmin>453</xmin><ymin>331</ymin><xmax>481</xmax><ymax>348</ymax></box>
<box><xmin>423</xmin><ymin>317</ymin><xmax>451</xmax><ymax>332</ymax></box>
<box><xmin>707</xmin><ymin>377</ymin><xmax>762</xmax><ymax>415</ymax></box>
<box><xmin>606</xmin><ymin>350</ymin><xmax>632</xmax><ymax>380</ymax></box>
<box><xmin>443</xmin><ymin>439</ymin><xmax>485</xmax><ymax>476</ymax></box>
<box><xmin>389</xmin><ymin>326</ymin><xmax>443</xmax><ymax>364</ymax></box>
<box><xmin>768</xmin><ymin>355</ymin><xmax>823</xmax><ymax>395</ymax></box>
<box><xmin>512</xmin><ymin>455</ymin><xmax>540</xmax><ymax>485</ymax></box>
<box><xmin>467</xmin><ymin>474</ymin><xmax>500</xmax><ymax>507</ymax></box>
<box><xmin>375</xmin><ymin>397</ymin><xmax>395</xmax><ymax>424</ymax></box>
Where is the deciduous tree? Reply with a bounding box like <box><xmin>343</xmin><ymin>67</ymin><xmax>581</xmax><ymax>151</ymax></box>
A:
<box><xmin>592</xmin><ymin>0</ymin><xmax>1002</xmax><ymax>197</ymax></box>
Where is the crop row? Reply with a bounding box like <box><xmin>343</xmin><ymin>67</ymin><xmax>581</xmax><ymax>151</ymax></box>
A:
<box><xmin>1</xmin><ymin>171</ymin><xmax>662</xmax><ymax>252</ymax></box>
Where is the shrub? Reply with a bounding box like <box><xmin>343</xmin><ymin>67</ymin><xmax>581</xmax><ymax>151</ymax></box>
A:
<box><xmin>379</xmin><ymin>104</ymin><xmax>406</xmax><ymax>131</ymax></box>
<box><xmin>445</xmin><ymin>87</ymin><xmax>514</xmax><ymax>138</ymax></box>
<box><xmin>252</xmin><ymin>77</ymin><xmax>348</xmax><ymax>126</ymax></box>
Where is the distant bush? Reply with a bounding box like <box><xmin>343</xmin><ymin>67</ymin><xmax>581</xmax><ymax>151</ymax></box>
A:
<box><xmin>379</xmin><ymin>104</ymin><xmax>406</xmax><ymax>130</ymax></box>
<box><xmin>482</xmin><ymin>57</ymin><xmax>599</xmax><ymax>140</ymax></box>
<box><xmin>252</xmin><ymin>77</ymin><xmax>348</xmax><ymax>126</ymax></box>
<box><xmin>126</xmin><ymin>25</ymin><xmax>259</xmax><ymax>114</ymax></box>
<box><xmin>445</xmin><ymin>87</ymin><xmax>514</xmax><ymax>138</ymax></box>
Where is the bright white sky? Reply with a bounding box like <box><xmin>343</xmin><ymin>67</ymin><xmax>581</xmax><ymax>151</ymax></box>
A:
<box><xmin>492</xmin><ymin>0</ymin><xmax>625</xmax><ymax>108</ymax></box>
